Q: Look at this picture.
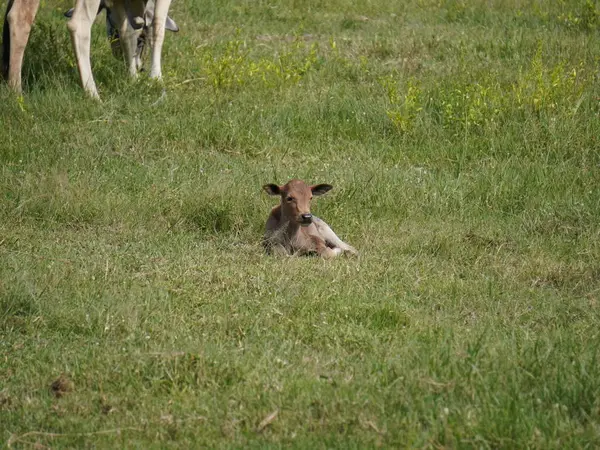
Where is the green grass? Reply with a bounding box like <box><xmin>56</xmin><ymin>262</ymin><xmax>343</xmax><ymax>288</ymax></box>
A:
<box><xmin>2</xmin><ymin>0</ymin><xmax>600</xmax><ymax>447</ymax></box>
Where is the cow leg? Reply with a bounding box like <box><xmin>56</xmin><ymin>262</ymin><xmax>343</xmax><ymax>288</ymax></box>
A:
<box><xmin>4</xmin><ymin>0</ymin><xmax>40</xmax><ymax>92</ymax></box>
<box><xmin>124</xmin><ymin>0</ymin><xmax>145</xmax><ymax>71</ymax></box>
<box><xmin>148</xmin><ymin>0</ymin><xmax>172</xmax><ymax>79</ymax></box>
<box><xmin>67</xmin><ymin>0</ymin><xmax>101</xmax><ymax>98</ymax></box>
<box><xmin>107</xmin><ymin>2</ymin><xmax>139</xmax><ymax>78</ymax></box>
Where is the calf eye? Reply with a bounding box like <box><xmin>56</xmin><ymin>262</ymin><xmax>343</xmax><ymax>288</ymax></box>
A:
<box><xmin>286</xmin><ymin>196</ymin><xmax>294</xmax><ymax>202</ymax></box>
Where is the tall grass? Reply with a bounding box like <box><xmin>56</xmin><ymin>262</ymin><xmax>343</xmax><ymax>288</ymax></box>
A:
<box><xmin>2</xmin><ymin>0</ymin><xmax>600</xmax><ymax>447</ymax></box>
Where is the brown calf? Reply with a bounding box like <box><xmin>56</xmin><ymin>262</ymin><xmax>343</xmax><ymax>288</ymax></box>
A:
<box><xmin>263</xmin><ymin>179</ymin><xmax>358</xmax><ymax>259</ymax></box>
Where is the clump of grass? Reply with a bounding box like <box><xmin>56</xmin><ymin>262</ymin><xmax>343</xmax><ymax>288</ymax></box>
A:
<box><xmin>512</xmin><ymin>42</ymin><xmax>590</xmax><ymax>117</ymax></box>
<box><xmin>556</xmin><ymin>0</ymin><xmax>600</xmax><ymax>31</ymax></box>
<box><xmin>200</xmin><ymin>35</ymin><xmax>320</xmax><ymax>91</ymax></box>
<box><xmin>379</xmin><ymin>74</ymin><xmax>423</xmax><ymax>133</ymax></box>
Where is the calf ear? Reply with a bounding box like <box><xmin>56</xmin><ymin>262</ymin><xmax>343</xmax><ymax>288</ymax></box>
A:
<box><xmin>263</xmin><ymin>184</ymin><xmax>281</xmax><ymax>196</ymax></box>
<box><xmin>166</xmin><ymin>16</ymin><xmax>179</xmax><ymax>32</ymax></box>
<box><xmin>311</xmin><ymin>184</ymin><xmax>333</xmax><ymax>196</ymax></box>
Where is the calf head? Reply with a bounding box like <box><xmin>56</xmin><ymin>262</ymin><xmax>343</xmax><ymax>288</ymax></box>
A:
<box><xmin>263</xmin><ymin>179</ymin><xmax>333</xmax><ymax>226</ymax></box>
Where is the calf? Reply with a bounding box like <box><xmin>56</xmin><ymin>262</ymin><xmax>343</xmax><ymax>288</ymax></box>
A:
<box><xmin>263</xmin><ymin>179</ymin><xmax>358</xmax><ymax>259</ymax></box>
<box><xmin>67</xmin><ymin>0</ymin><xmax>175</xmax><ymax>98</ymax></box>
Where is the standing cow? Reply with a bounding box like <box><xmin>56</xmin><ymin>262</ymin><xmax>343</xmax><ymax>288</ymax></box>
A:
<box><xmin>67</xmin><ymin>0</ymin><xmax>176</xmax><ymax>98</ymax></box>
<box><xmin>2</xmin><ymin>0</ymin><xmax>177</xmax><ymax>96</ymax></box>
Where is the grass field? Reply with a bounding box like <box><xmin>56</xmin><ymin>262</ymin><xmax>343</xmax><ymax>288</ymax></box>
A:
<box><xmin>2</xmin><ymin>0</ymin><xmax>600</xmax><ymax>447</ymax></box>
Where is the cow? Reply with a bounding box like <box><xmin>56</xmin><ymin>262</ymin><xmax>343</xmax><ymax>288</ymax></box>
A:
<box><xmin>67</xmin><ymin>0</ymin><xmax>176</xmax><ymax>98</ymax></box>
<box><xmin>1</xmin><ymin>0</ymin><xmax>177</xmax><ymax>94</ymax></box>
<box><xmin>64</xmin><ymin>0</ymin><xmax>178</xmax><ymax>75</ymax></box>
<box><xmin>263</xmin><ymin>179</ymin><xmax>358</xmax><ymax>259</ymax></box>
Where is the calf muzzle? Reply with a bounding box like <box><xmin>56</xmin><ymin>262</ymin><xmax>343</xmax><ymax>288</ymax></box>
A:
<box><xmin>300</xmin><ymin>213</ymin><xmax>313</xmax><ymax>225</ymax></box>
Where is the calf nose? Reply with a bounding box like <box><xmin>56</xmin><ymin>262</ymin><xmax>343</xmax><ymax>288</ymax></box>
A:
<box><xmin>301</xmin><ymin>213</ymin><xmax>313</xmax><ymax>224</ymax></box>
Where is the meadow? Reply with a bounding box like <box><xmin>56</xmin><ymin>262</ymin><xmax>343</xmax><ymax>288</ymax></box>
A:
<box><xmin>1</xmin><ymin>0</ymin><xmax>600</xmax><ymax>447</ymax></box>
